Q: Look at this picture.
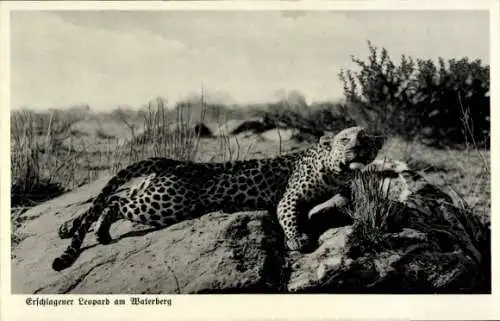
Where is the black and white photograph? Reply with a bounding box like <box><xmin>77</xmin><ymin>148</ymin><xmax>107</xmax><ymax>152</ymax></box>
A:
<box><xmin>1</xmin><ymin>0</ymin><xmax>497</xmax><ymax>319</ymax></box>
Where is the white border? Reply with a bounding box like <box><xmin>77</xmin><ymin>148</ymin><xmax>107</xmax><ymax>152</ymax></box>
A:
<box><xmin>1</xmin><ymin>1</ymin><xmax>499</xmax><ymax>320</ymax></box>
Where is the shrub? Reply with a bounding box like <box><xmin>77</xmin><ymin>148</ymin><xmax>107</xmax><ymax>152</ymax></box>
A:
<box><xmin>10</xmin><ymin>109</ymin><xmax>91</xmax><ymax>207</ymax></box>
<box><xmin>339</xmin><ymin>41</ymin><xmax>490</xmax><ymax>148</ymax></box>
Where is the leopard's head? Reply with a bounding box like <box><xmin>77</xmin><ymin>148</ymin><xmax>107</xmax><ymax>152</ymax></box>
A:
<box><xmin>319</xmin><ymin>126</ymin><xmax>384</xmax><ymax>171</ymax></box>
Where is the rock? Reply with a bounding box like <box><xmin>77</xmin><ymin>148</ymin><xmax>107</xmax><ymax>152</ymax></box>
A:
<box><xmin>11</xmin><ymin>177</ymin><xmax>285</xmax><ymax>294</ymax></box>
<box><xmin>11</xmin><ymin>162</ymin><xmax>490</xmax><ymax>294</ymax></box>
<box><xmin>289</xmin><ymin>159</ymin><xmax>490</xmax><ymax>293</ymax></box>
<box><xmin>214</xmin><ymin>118</ymin><xmax>275</xmax><ymax>137</ymax></box>
<box><xmin>287</xmin><ymin>226</ymin><xmax>353</xmax><ymax>292</ymax></box>
<box><xmin>288</xmin><ymin>200</ymin><xmax>489</xmax><ymax>293</ymax></box>
<box><xmin>291</xmin><ymin>197</ymin><xmax>489</xmax><ymax>294</ymax></box>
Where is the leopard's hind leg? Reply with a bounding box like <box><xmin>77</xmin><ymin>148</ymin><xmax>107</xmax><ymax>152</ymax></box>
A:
<box><xmin>95</xmin><ymin>174</ymin><xmax>204</xmax><ymax>244</ymax></box>
<box><xmin>94</xmin><ymin>199</ymin><xmax>122</xmax><ymax>245</ymax></box>
<box><xmin>93</xmin><ymin>194</ymin><xmax>171</xmax><ymax>244</ymax></box>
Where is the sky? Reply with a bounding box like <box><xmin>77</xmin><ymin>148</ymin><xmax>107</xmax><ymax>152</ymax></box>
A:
<box><xmin>10</xmin><ymin>10</ymin><xmax>490</xmax><ymax>111</ymax></box>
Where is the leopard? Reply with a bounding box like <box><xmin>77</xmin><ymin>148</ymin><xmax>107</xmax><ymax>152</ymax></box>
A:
<box><xmin>52</xmin><ymin>126</ymin><xmax>384</xmax><ymax>272</ymax></box>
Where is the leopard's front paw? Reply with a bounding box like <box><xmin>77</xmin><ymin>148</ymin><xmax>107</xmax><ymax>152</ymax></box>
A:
<box><xmin>308</xmin><ymin>194</ymin><xmax>348</xmax><ymax>219</ymax></box>
<box><xmin>286</xmin><ymin>233</ymin><xmax>311</xmax><ymax>252</ymax></box>
<box><xmin>348</xmin><ymin>162</ymin><xmax>366</xmax><ymax>170</ymax></box>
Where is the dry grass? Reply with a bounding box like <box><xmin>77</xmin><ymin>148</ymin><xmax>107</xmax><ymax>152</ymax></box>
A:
<box><xmin>11</xmin><ymin>102</ymin><xmax>490</xmax><ymax>214</ymax></box>
<box><xmin>111</xmin><ymin>98</ymin><xmax>207</xmax><ymax>172</ymax></box>
<box><xmin>11</xmin><ymin>109</ymin><xmax>85</xmax><ymax>206</ymax></box>
<box><xmin>10</xmin><ymin>97</ymin><xmax>251</xmax><ymax>247</ymax></box>
<box><xmin>10</xmin><ymin>97</ymin><xmax>490</xmax><ymax>279</ymax></box>
<box><xmin>346</xmin><ymin>168</ymin><xmax>404</xmax><ymax>243</ymax></box>
<box><xmin>10</xmin><ymin>97</ymin><xmax>243</xmax><ymax>209</ymax></box>
<box><xmin>10</xmin><ymin>96</ymin><xmax>490</xmax><ymax>294</ymax></box>
<box><xmin>330</xmin><ymin>164</ymin><xmax>490</xmax><ymax>293</ymax></box>
<box><xmin>379</xmin><ymin>137</ymin><xmax>490</xmax><ymax>216</ymax></box>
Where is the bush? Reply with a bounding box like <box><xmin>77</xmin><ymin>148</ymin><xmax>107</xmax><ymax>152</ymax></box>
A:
<box><xmin>339</xmin><ymin>41</ymin><xmax>490</xmax><ymax>148</ymax></box>
<box><xmin>10</xmin><ymin>109</ymin><xmax>87</xmax><ymax>207</ymax></box>
<box><xmin>257</xmin><ymin>100</ymin><xmax>358</xmax><ymax>141</ymax></box>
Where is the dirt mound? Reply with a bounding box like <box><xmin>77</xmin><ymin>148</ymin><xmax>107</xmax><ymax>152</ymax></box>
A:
<box><xmin>258</xmin><ymin>128</ymin><xmax>297</xmax><ymax>142</ymax></box>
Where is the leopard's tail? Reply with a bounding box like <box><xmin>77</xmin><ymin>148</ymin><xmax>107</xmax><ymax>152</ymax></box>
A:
<box><xmin>58</xmin><ymin>213</ymin><xmax>86</xmax><ymax>239</ymax></box>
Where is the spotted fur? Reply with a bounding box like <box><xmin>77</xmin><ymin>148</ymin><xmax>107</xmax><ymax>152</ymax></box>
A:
<box><xmin>52</xmin><ymin>126</ymin><xmax>383</xmax><ymax>271</ymax></box>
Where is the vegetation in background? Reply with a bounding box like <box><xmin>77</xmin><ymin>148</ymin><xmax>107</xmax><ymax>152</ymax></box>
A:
<box><xmin>339</xmin><ymin>41</ymin><xmax>490</xmax><ymax>149</ymax></box>
<box><xmin>9</xmin><ymin>40</ymin><xmax>491</xmax><ymax>294</ymax></box>
<box><xmin>256</xmin><ymin>100</ymin><xmax>357</xmax><ymax>141</ymax></box>
<box><xmin>10</xmin><ymin>41</ymin><xmax>490</xmax><ymax>256</ymax></box>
